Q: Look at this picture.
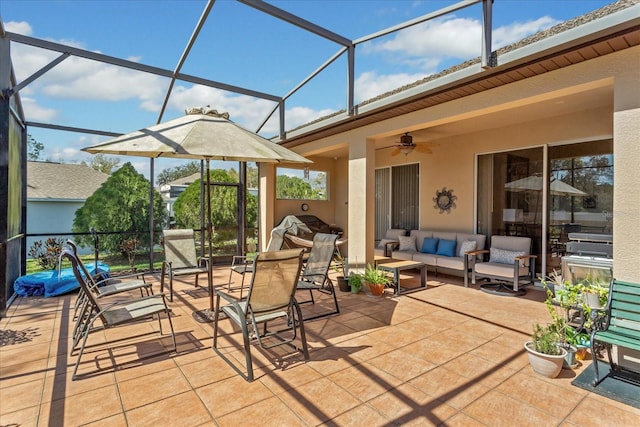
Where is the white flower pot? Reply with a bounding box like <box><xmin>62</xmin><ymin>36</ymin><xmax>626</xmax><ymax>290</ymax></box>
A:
<box><xmin>524</xmin><ymin>341</ymin><xmax>567</xmax><ymax>378</ymax></box>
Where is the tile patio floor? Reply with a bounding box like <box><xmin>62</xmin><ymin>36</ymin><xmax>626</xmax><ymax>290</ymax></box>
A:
<box><xmin>1</xmin><ymin>267</ymin><xmax>639</xmax><ymax>426</ymax></box>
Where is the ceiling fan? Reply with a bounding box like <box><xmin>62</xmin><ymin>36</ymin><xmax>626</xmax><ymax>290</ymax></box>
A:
<box><xmin>377</xmin><ymin>132</ymin><xmax>438</xmax><ymax>156</ymax></box>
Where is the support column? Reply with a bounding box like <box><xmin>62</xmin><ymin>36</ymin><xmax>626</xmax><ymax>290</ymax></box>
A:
<box><xmin>613</xmin><ymin>72</ymin><xmax>640</xmax><ymax>282</ymax></box>
<box><xmin>258</xmin><ymin>163</ymin><xmax>276</xmax><ymax>252</ymax></box>
<box><xmin>347</xmin><ymin>136</ymin><xmax>375</xmax><ymax>272</ymax></box>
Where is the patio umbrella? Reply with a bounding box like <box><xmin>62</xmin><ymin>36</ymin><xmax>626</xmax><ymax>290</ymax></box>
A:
<box><xmin>505</xmin><ymin>175</ymin><xmax>587</xmax><ymax>225</ymax></box>
<box><xmin>82</xmin><ymin>108</ymin><xmax>311</xmax><ymax>320</ymax></box>
<box><xmin>504</xmin><ymin>176</ymin><xmax>587</xmax><ymax>196</ymax></box>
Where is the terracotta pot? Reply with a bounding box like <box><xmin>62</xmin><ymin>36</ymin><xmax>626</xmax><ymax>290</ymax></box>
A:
<box><xmin>368</xmin><ymin>282</ymin><xmax>385</xmax><ymax>296</ymax></box>
<box><xmin>524</xmin><ymin>341</ymin><xmax>567</xmax><ymax>378</ymax></box>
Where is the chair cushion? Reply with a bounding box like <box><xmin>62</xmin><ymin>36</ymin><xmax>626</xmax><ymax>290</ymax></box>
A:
<box><xmin>436</xmin><ymin>239</ymin><xmax>457</xmax><ymax>257</ymax></box>
<box><xmin>385</xmin><ymin>229</ymin><xmax>407</xmax><ymax>239</ymax></box>
<box><xmin>458</xmin><ymin>240</ymin><xmax>477</xmax><ymax>257</ymax></box>
<box><xmin>489</xmin><ymin>248</ymin><xmax>527</xmax><ymax>265</ymax></box>
<box><xmin>421</xmin><ymin>238</ymin><xmax>439</xmax><ymax>254</ymax></box>
<box><xmin>398</xmin><ymin>235</ymin><xmax>417</xmax><ymax>251</ymax></box>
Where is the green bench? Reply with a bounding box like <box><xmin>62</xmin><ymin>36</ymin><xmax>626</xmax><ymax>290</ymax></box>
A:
<box><xmin>591</xmin><ymin>279</ymin><xmax>640</xmax><ymax>386</ymax></box>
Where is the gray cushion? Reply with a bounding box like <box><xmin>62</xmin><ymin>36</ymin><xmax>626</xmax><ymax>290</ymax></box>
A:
<box><xmin>458</xmin><ymin>240</ymin><xmax>477</xmax><ymax>257</ymax></box>
<box><xmin>489</xmin><ymin>248</ymin><xmax>527</xmax><ymax>266</ymax></box>
<box><xmin>398</xmin><ymin>235</ymin><xmax>417</xmax><ymax>251</ymax></box>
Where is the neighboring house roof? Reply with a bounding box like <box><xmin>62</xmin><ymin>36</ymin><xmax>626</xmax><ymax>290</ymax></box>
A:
<box><xmin>167</xmin><ymin>172</ymin><xmax>200</xmax><ymax>187</ymax></box>
<box><xmin>27</xmin><ymin>161</ymin><xmax>109</xmax><ymax>200</ymax></box>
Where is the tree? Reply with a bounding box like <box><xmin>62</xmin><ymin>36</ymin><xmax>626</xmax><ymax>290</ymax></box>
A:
<box><xmin>173</xmin><ymin>169</ymin><xmax>257</xmax><ymax>243</ymax></box>
<box><xmin>27</xmin><ymin>134</ymin><xmax>44</xmax><ymax>161</ymax></box>
<box><xmin>276</xmin><ymin>175</ymin><xmax>319</xmax><ymax>199</ymax></box>
<box><xmin>72</xmin><ymin>162</ymin><xmax>167</xmax><ymax>254</ymax></box>
<box><xmin>83</xmin><ymin>154</ymin><xmax>121</xmax><ymax>174</ymax></box>
<box><xmin>157</xmin><ymin>161</ymin><xmax>201</xmax><ymax>185</ymax></box>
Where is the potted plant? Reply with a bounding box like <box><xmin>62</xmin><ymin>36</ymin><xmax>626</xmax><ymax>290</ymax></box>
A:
<box><xmin>524</xmin><ymin>323</ymin><xmax>568</xmax><ymax>378</ymax></box>
<box><xmin>331</xmin><ymin>254</ymin><xmax>351</xmax><ymax>292</ymax></box>
<box><xmin>348</xmin><ymin>272</ymin><xmax>363</xmax><ymax>294</ymax></box>
<box><xmin>362</xmin><ymin>263</ymin><xmax>390</xmax><ymax>296</ymax></box>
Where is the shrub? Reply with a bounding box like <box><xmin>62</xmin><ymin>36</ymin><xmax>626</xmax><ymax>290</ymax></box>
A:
<box><xmin>28</xmin><ymin>237</ymin><xmax>64</xmax><ymax>270</ymax></box>
<box><xmin>119</xmin><ymin>237</ymin><xmax>140</xmax><ymax>268</ymax></box>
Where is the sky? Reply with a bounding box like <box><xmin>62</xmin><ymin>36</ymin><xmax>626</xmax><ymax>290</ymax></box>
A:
<box><xmin>0</xmin><ymin>0</ymin><xmax>619</xmax><ymax>180</ymax></box>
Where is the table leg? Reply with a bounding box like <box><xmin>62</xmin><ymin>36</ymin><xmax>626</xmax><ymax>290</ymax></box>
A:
<box><xmin>420</xmin><ymin>266</ymin><xmax>426</xmax><ymax>289</ymax></box>
<box><xmin>394</xmin><ymin>269</ymin><xmax>400</xmax><ymax>296</ymax></box>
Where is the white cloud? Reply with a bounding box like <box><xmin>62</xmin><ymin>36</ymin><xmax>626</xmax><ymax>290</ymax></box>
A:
<box><xmin>355</xmin><ymin>70</ymin><xmax>426</xmax><ymax>103</ymax></box>
<box><xmin>4</xmin><ymin>21</ymin><xmax>33</xmax><ymax>36</ymax></box>
<box><xmin>493</xmin><ymin>16</ymin><xmax>560</xmax><ymax>48</ymax></box>
<box><xmin>20</xmin><ymin>97</ymin><xmax>58</xmax><ymax>121</ymax></box>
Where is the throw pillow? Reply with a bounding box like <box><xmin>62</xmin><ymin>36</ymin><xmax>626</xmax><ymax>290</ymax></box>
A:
<box><xmin>458</xmin><ymin>240</ymin><xmax>477</xmax><ymax>257</ymax></box>
<box><xmin>398</xmin><ymin>235</ymin><xmax>417</xmax><ymax>252</ymax></box>
<box><xmin>436</xmin><ymin>239</ymin><xmax>457</xmax><ymax>257</ymax></box>
<box><xmin>420</xmin><ymin>238</ymin><xmax>439</xmax><ymax>254</ymax></box>
<box><xmin>490</xmin><ymin>248</ymin><xmax>528</xmax><ymax>266</ymax></box>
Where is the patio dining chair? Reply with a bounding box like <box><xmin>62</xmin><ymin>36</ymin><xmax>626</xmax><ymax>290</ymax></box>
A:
<box><xmin>161</xmin><ymin>229</ymin><xmax>211</xmax><ymax>301</ymax></box>
<box><xmin>213</xmin><ymin>248</ymin><xmax>308</xmax><ymax>382</ymax></box>
<box><xmin>227</xmin><ymin>227</ymin><xmax>288</xmax><ymax>298</ymax></box>
<box><xmin>61</xmin><ymin>248</ymin><xmax>176</xmax><ymax>380</ymax></box>
<box><xmin>66</xmin><ymin>240</ymin><xmax>153</xmax><ymax>320</ymax></box>
<box><xmin>296</xmin><ymin>232</ymin><xmax>340</xmax><ymax>320</ymax></box>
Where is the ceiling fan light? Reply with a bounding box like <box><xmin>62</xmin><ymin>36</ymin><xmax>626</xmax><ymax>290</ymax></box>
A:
<box><xmin>400</xmin><ymin>146</ymin><xmax>414</xmax><ymax>155</ymax></box>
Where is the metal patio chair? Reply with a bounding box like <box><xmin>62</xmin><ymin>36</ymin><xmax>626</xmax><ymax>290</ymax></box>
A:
<box><xmin>227</xmin><ymin>228</ymin><xmax>288</xmax><ymax>298</ymax></box>
<box><xmin>161</xmin><ymin>229</ymin><xmax>211</xmax><ymax>301</ymax></box>
<box><xmin>61</xmin><ymin>248</ymin><xmax>176</xmax><ymax>380</ymax></box>
<box><xmin>296</xmin><ymin>232</ymin><xmax>340</xmax><ymax>320</ymax></box>
<box><xmin>213</xmin><ymin>248</ymin><xmax>308</xmax><ymax>382</ymax></box>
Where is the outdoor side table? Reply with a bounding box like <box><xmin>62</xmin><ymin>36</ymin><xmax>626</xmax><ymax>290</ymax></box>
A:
<box><xmin>378</xmin><ymin>260</ymin><xmax>427</xmax><ymax>296</ymax></box>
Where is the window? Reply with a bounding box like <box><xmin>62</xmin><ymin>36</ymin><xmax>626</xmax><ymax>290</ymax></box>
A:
<box><xmin>276</xmin><ymin>167</ymin><xmax>327</xmax><ymax>200</ymax></box>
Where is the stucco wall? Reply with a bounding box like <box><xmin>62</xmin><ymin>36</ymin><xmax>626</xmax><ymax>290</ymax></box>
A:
<box><xmin>26</xmin><ymin>200</ymin><xmax>92</xmax><ymax>256</ymax></box>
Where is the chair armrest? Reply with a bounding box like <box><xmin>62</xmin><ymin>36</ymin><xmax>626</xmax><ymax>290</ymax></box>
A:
<box><xmin>467</xmin><ymin>249</ymin><xmax>489</xmax><ymax>256</ymax></box>
<box><xmin>515</xmin><ymin>254</ymin><xmax>537</xmax><ymax>260</ymax></box>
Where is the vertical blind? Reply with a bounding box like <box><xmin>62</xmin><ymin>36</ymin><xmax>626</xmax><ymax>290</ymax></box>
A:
<box><xmin>375</xmin><ymin>163</ymin><xmax>419</xmax><ymax>241</ymax></box>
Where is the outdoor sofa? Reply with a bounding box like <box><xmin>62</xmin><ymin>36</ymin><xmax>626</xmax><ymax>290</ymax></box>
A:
<box><xmin>376</xmin><ymin>229</ymin><xmax>486</xmax><ymax>287</ymax></box>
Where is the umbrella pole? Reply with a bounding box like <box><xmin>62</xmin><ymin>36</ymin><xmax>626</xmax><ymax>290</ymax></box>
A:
<box><xmin>207</xmin><ymin>159</ymin><xmax>214</xmax><ymax>311</ymax></box>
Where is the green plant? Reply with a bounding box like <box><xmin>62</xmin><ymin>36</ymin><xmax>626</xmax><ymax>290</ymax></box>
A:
<box><xmin>531</xmin><ymin>323</ymin><xmax>563</xmax><ymax>355</ymax></box>
<box><xmin>331</xmin><ymin>253</ymin><xmax>347</xmax><ymax>277</ymax></box>
<box><xmin>362</xmin><ymin>263</ymin><xmax>391</xmax><ymax>285</ymax></box>
<box><xmin>28</xmin><ymin>237</ymin><xmax>64</xmax><ymax>270</ymax></box>
<box><xmin>348</xmin><ymin>273</ymin><xmax>363</xmax><ymax>291</ymax></box>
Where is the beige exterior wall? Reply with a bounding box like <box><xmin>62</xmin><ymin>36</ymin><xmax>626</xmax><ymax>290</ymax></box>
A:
<box><xmin>285</xmin><ymin>45</ymin><xmax>638</xmax><ymax>280</ymax></box>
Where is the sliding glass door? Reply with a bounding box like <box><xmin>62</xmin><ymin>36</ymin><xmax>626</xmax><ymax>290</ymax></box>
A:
<box><xmin>375</xmin><ymin>163</ymin><xmax>419</xmax><ymax>243</ymax></box>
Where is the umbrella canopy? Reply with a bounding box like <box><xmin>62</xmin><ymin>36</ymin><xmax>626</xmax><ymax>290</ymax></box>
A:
<box><xmin>83</xmin><ymin>108</ymin><xmax>311</xmax><ymax>164</ymax></box>
<box><xmin>505</xmin><ymin>176</ymin><xmax>587</xmax><ymax>196</ymax></box>
<box><xmin>82</xmin><ymin>108</ymin><xmax>311</xmax><ymax>320</ymax></box>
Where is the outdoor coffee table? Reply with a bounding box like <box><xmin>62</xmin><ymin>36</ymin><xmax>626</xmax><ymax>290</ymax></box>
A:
<box><xmin>378</xmin><ymin>260</ymin><xmax>427</xmax><ymax>296</ymax></box>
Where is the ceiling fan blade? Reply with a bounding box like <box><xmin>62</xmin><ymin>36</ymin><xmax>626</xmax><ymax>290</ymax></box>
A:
<box><xmin>391</xmin><ymin>147</ymin><xmax>401</xmax><ymax>156</ymax></box>
<box><xmin>415</xmin><ymin>145</ymin><xmax>433</xmax><ymax>154</ymax></box>
<box><xmin>376</xmin><ymin>144</ymin><xmax>396</xmax><ymax>151</ymax></box>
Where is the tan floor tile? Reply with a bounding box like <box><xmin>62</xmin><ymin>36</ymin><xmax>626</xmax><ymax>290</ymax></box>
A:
<box><xmin>333</xmin><ymin>333</ymin><xmax>395</xmax><ymax>363</ymax></box>
<box><xmin>276</xmin><ymin>377</ymin><xmax>360</xmax><ymax>425</ymax></box>
<box><xmin>443</xmin><ymin>353</ymin><xmax>518</xmax><ymax>389</ymax></box>
<box><xmin>306</xmin><ymin>346</ymin><xmax>358</xmax><ymax>376</ymax></box>
<box><xmin>0</xmin><ymin>403</ymin><xmax>40</xmax><ymax>427</ymax></box>
<box><xmin>257</xmin><ymin>362</ymin><xmax>323</xmax><ymax>394</ymax></box>
<box><xmin>462</xmin><ymin>390</ymin><xmax>562</xmax><ymax>426</ymax></box>
<box><xmin>180</xmin><ymin>355</ymin><xmax>237</xmax><ymax>388</ymax></box>
<box><xmin>125</xmin><ymin>391</ymin><xmax>212</xmax><ymax>427</ymax></box>
<box><xmin>408</xmin><ymin>366</ymin><xmax>491</xmax><ymax>409</ymax></box>
<box><xmin>0</xmin><ymin>357</ymin><xmax>49</xmax><ymax>388</ymax></box>
<box><xmin>329</xmin><ymin>403</ymin><xmax>393</xmax><ymax>426</ymax></box>
<box><xmin>367</xmin><ymin>347</ymin><xmax>437</xmax><ymax>382</ymax></box>
<box><xmin>82</xmin><ymin>413</ymin><xmax>128</xmax><ymax>426</ymax></box>
<box><xmin>328</xmin><ymin>362</ymin><xmax>403</xmax><ymax>402</ymax></box>
<box><xmin>441</xmin><ymin>411</ymin><xmax>488</xmax><ymax>426</ymax></box>
<box><xmin>0</xmin><ymin>379</ymin><xmax>44</xmax><ymax>415</ymax></box>
<box><xmin>367</xmin><ymin>382</ymin><xmax>458</xmax><ymax>426</ymax></box>
<box><xmin>37</xmin><ymin>385</ymin><xmax>122</xmax><ymax>426</ymax></box>
<box><xmin>118</xmin><ymin>367</ymin><xmax>191</xmax><ymax>410</ymax></box>
<box><xmin>216</xmin><ymin>396</ymin><xmax>306</xmax><ymax>427</ymax></box>
<box><xmin>41</xmin><ymin>370</ymin><xmax>115</xmax><ymax>403</ymax></box>
<box><xmin>566</xmin><ymin>395</ymin><xmax>640</xmax><ymax>425</ymax></box>
<box><xmin>196</xmin><ymin>374</ymin><xmax>274</xmax><ymax>418</ymax></box>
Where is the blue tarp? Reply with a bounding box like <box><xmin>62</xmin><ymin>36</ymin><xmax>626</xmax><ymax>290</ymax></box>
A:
<box><xmin>13</xmin><ymin>261</ymin><xmax>110</xmax><ymax>297</ymax></box>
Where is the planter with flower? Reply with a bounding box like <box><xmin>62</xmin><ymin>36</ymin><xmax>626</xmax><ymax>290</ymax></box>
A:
<box><xmin>331</xmin><ymin>254</ymin><xmax>351</xmax><ymax>292</ymax></box>
<box><xmin>525</xmin><ymin>322</ymin><xmax>568</xmax><ymax>378</ymax></box>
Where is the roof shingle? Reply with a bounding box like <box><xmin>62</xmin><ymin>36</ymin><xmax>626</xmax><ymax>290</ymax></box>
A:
<box><xmin>27</xmin><ymin>161</ymin><xmax>108</xmax><ymax>200</ymax></box>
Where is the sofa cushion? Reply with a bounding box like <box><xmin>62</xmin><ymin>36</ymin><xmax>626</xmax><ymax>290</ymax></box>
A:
<box><xmin>392</xmin><ymin>250</ymin><xmax>414</xmax><ymax>261</ymax></box>
<box><xmin>398</xmin><ymin>235</ymin><xmax>417</xmax><ymax>252</ymax></box>
<box><xmin>384</xmin><ymin>229</ymin><xmax>407</xmax><ymax>240</ymax></box>
<box><xmin>421</xmin><ymin>238</ymin><xmax>439</xmax><ymax>254</ymax></box>
<box><xmin>436</xmin><ymin>239</ymin><xmax>457</xmax><ymax>257</ymax></box>
<box><xmin>433</xmin><ymin>231</ymin><xmax>457</xmax><ymax>242</ymax></box>
<box><xmin>411</xmin><ymin>230</ymin><xmax>433</xmax><ymax>253</ymax></box>
<box><xmin>437</xmin><ymin>255</ymin><xmax>465</xmax><ymax>270</ymax></box>
<box><xmin>489</xmin><ymin>248</ymin><xmax>527</xmax><ymax>266</ymax></box>
<box><xmin>413</xmin><ymin>252</ymin><xmax>437</xmax><ymax>265</ymax></box>
<box><xmin>458</xmin><ymin>240</ymin><xmax>477</xmax><ymax>257</ymax></box>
